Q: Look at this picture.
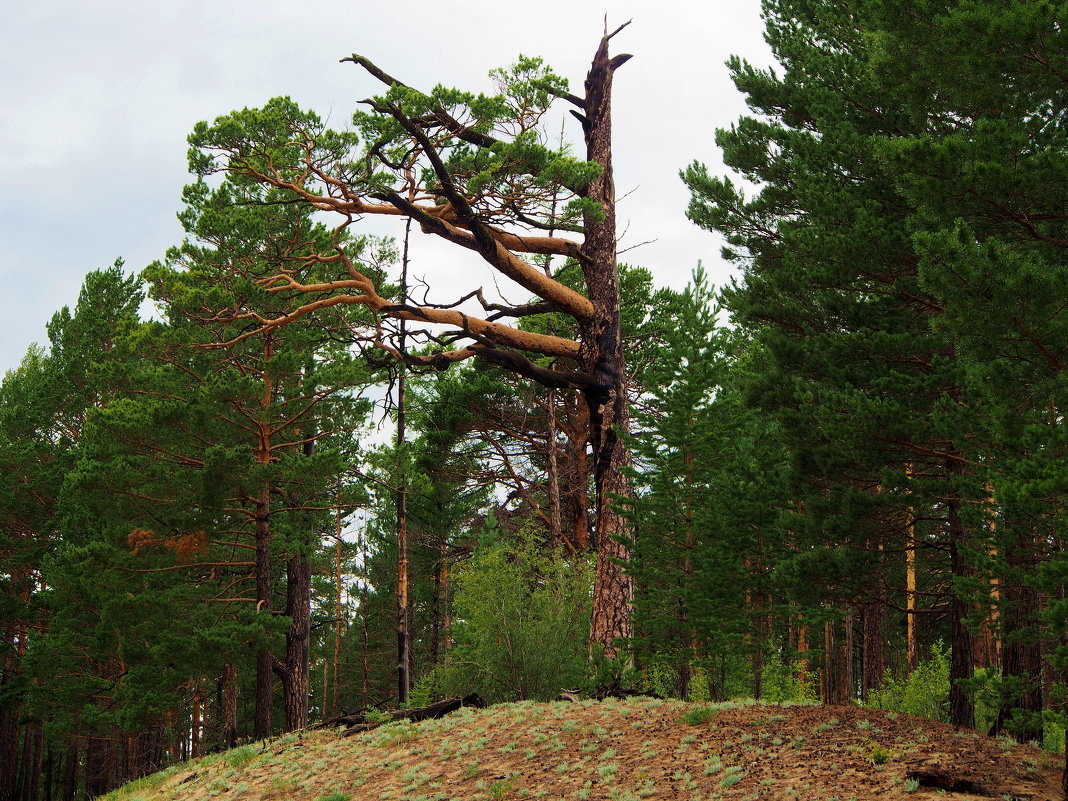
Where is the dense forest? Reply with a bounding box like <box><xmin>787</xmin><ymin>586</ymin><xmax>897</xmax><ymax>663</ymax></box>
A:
<box><xmin>2</xmin><ymin>1</ymin><xmax>1067</xmax><ymax>798</ymax></box>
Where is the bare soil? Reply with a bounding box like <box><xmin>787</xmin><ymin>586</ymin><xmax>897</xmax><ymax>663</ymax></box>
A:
<box><xmin>106</xmin><ymin>698</ymin><xmax>1062</xmax><ymax>801</ymax></box>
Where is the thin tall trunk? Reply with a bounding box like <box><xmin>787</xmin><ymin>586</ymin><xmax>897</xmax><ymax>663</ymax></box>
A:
<box><xmin>360</xmin><ymin>528</ymin><xmax>372</xmax><ymax>711</ymax></box>
<box><xmin>190</xmin><ymin>688</ymin><xmax>202</xmax><ymax>759</ymax></box>
<box><xmin>546</xmin><ymin>387</ymin><xmax>563</xmax><ymax>549</ymax></box>
<box><xmin>396</xmin><ymin>218</ymin><xmax>411</xmax><ymax>705</ymax></box>
<box><xmin>253</xmin><ymin>480</ymin><xmax>274</xmax><ymax>739</ymax></box>
<box><xmin>677</xmin><ymin>443</ymin><xmax>697</xmax><ymax>700</ymax></box>
<box><xmin>822</xmin><ymin>619</ymin><xmax>835</xmax><ymax>704</ymax></box>
<box><xmin>840</xmin><ymin>612</ymin><xmax>855</xmax><ymax>704</ymax></box>
<box><xmin>441</xmin><ymin>545</ymin><xmax>451</xmax><ymax>649</ymax></box>
<box><xmin>430</xmin><ymin>545</ymin><xmax>444</xmax><ymax>675</ymax></box>
<box><xmin>222</xmin><ymin>663</ymin><xmax>238</xmax><ymax>749</ymax></box>
<box><xmin>906</xmin><ymin>516</ymin><xmax>919</xmax><ymax>674</ymax></box>
<box><xmin>947</xmin><ymin>458</ymin><xmax>976</xmax><ymax>729</ymax></box>
<box><xmin>905</xmin><ymin>463</ymin><xmax>919</xmax><ymax>674</ymax></box>
<box><xmin>332</xmin><ymin>492</ymin><xmax>344</xmax><ymax>718</ymax></box>
<box><xmin>861</xmin><ymin>540</ymin><xmax>887</xmax><ymax>703</ymax></box>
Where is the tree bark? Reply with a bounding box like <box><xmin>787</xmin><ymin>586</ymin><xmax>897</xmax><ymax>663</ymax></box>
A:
<box><xmin>579</xmin><ymin>25</ymin><xmax>636</xmax><ymax>660</ymax></box>
<box><xmin>279</xmin><ymin>551</ymin><xmax>311</xmax><ymax>731</ymax></box>
<box><xmin>861</xmin><ymin>599</ymin><xmax>886</xmax><ymax>703</ymax></box>
<box><xmin>559</xmin><ymin>392</ymin><xmax>590</xmax><ymax>551</ymax></box>
<box><xmin>253</xmin><ymin>482</ymin><xmax>274</xmax><ymax>739</ymax></box>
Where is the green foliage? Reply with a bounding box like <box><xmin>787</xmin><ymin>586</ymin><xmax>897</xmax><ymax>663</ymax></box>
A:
<box><xmin>759</xmin><ymin>659</ymin><xmax>817</xmax><ymax>705</ymax></box>
<box><xmin>681</xmin><ymin>707</ymin><xmax>718</xmax><ymax>726</ymax></box>
<box><xmin>430</xmin><ymin>531</ymin><xmax>592</xmax><ymax>703</ymax></box>
<box><xmin>866</xmin><ymin>643</ymin><xmax>950</xmax><ymax>722</ymax></box>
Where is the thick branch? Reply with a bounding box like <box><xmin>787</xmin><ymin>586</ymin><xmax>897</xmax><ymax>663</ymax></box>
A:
<box><xmin>470</xmin><ymin>344</ymin><xmax>595</xmax><ymax>390</ymax></box>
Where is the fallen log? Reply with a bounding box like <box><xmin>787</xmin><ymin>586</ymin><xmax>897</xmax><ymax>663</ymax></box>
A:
<box><xmin>315</xmin><ymin>711</ymin><xmax>367</xmax><ymax>730</ymax></box>
<box><xmin>339</xmin><ymin>694</ymin><xmax>485</xmax><ymax>737</ymax></box>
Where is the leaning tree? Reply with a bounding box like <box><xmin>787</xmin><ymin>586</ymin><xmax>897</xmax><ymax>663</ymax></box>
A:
<box><xmin>188</xmin><ymin>25</ymin><xmax>636</xmax><ymax>658</ymax></box>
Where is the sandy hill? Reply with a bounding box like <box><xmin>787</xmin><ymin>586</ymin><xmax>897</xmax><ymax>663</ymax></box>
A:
<box><xmin>102</xmin><ymin>697</ymin><xmax>1061</xmax><ymax>801</ymax></box>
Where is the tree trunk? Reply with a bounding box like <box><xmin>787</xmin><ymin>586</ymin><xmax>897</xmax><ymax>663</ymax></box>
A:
<box><xmin>332</xmin><ymin>501</ymin><xmax>344</xmax><ymax>720</ymax></box>
<box><xmin>0</xmin><ymin>707</ymin><xmax>16</xmax><ymax>801</ymax></box>
<box><xmin>221</xmin><ymin>663</ymin><xmax>238</xmax><ymax>749</ymax></box>
<box><xmin>546</xmin><ymin>387</ymin><xmax>564</xmax><ymax>549</ymax></box>
<box><xmin>19</xmin><ymin>720</ymin><xmax>44</xmax><ymax>801</ymax></box>
<box><xmin>396</xmin><ymin>221</ymin><xmax>411</xmax><ymax>705</ymax></box>
<box><xmin>861</xmin><ymin>541</ymin><xmax>887</xmax><ymax>703</ymax></box>
<box><xmin>905</xmin><ymin>464</ymin><xmax>919</xmax><ymax>674</ymax></box>
<box><xmin>190</xmin><ymin>687</ymin><xmax>202</xmax><ymax>759</ymax></box>
<box><xmin>560</xmin><ymin>392</ymin><xmax>591</xmax><ymax>551</ymax></box>
<box><xmin>906</xmin><ymin>517</ymin><xmax>919</xmax><ymax>674</ymax></box>
<box><xmin>839</xmin><ymin>612</ymin><xmax>855</xmax><ymax>705</ymax></box>
<box><xmin>279</xmin><ymin>551</ymin><xmax>311</xmax><ymax>731</ymax></box>
<box><xmin>580</xmin><ymin>26</ymin><xmax>636</xmax><ymax>660</ymax></box>
<box><xmin>254</xmin><ymin>483</ymin><xmax>274</xmax><ymax>739</ymax></box>
<box><xmin>822</xmin><ymin>619</ymin><xmax>835</xmax><ymax>704</ymax></box>
<box><xmin>85</xmin><ymin>736</ymin><xmax>108</xmax><ymax>799</ymax></box>
<box><xmin>946</xmin><ymin>459</ymin><xmax>976</xmax><ymax>729</ymax></box>
<box><xmin>861</xmin><ymin>599</ymin><xmax>886</xmax><ymax>703</ymax></box>
<box><xmin>61</xmin><ymin>738</ymin><xmax>78</xmax><ymax>801</ymax></box>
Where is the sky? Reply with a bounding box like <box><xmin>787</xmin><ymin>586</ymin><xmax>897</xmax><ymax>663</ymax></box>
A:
<box><xmin>0</xmin><ymin>1</ymin><xmax>774</xmax><ymax>375</ymax></box>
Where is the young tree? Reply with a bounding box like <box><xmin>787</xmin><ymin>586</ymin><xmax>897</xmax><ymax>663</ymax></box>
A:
<box><xmin>188</xmin><ymin>27</ymin><xmax>637</xmax><ymax>657</ymax></box>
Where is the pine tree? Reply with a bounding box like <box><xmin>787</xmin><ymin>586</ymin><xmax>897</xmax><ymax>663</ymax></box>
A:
<box><xmin>684</xmin><ymin>0</ymin><xmax>984</xmax><ymax>721</ymax></box>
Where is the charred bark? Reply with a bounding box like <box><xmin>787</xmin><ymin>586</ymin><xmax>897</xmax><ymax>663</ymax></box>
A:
<box><xmin>578</xmin><ymin>23</ymin><xmax>636</xmax><ymax>660</ymax></box>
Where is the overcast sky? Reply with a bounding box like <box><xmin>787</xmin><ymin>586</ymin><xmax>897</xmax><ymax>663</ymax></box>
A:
<box><xmin>0</xmin><ymin>1</ymin><xmax>774</xmax><ymax>375</ymax></box>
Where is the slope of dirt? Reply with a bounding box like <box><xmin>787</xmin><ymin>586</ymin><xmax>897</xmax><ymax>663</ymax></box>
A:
<box><xmin>103</xmin><ymin>698</ymin><xmax>1062</xmax><ymax>801</ymax></box>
